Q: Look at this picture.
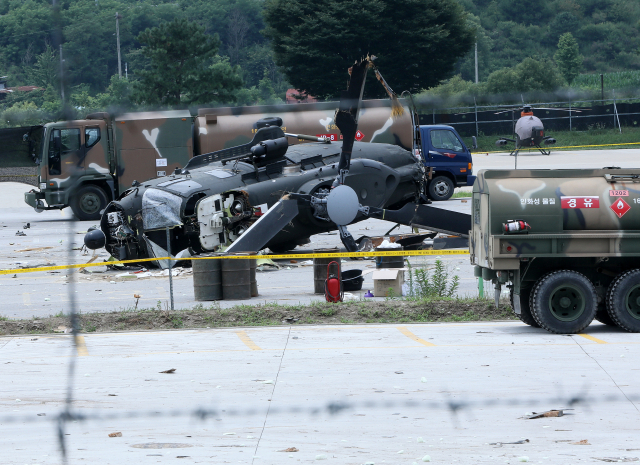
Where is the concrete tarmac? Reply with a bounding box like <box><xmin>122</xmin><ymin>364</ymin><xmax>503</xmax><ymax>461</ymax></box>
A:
<box><xmin>1</xmin><ymin>321</ymin><xmax>639</xmax><ymax>464</ymax></box>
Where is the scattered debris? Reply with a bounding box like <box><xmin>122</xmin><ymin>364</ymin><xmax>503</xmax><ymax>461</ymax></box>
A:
<box><xmin>37</xmin><ymin>413</ymin><xmax>46</xmax><ymax>416</ymax></box>
<box><xmin>283</xmin><ymin>317</ymin><xmax>298</xmax><ymax>324</ymax></box>
<box><xmin>523</xmin><ymin>409</ymin><xmax>571</xmax><ymax>419</ymax></box>
<box><xmin>23</xmin><ymin>223</ymin><xmax>30</xmax><ymax>229</ymax></box>
<box><xmin>572</xmin><ymin>439</ymin><xmax>590</xmax><ymax>445</ymax></box>
<box><xmin>593</xmin><ymin>458</ymin><xmax>638</xmax><ymax>462</ymax></box>
<box><xmin>15</xmin><ymin>246</ymin><xmax>53</xmax><ymax>253</ymax></box>
<box><xmin>279</xmin><ymin>447</ymin><xmax>299</xmax><ymax>452</ymax></box>
<box><xmin>159</xmin><ymin>368</ymin><xmax>176</xmax><ymax>374</ymax></box>
<box><xmin>134</xmin><ymin>294</ymin><xmax>141</xmax><ymax>310</ymax></box>
<box><xmin>417</xmin><ymin>437</ymin><xmax>425</xmax><ymax>443</ymax></box>
<box><xmin>422</xmin><ymin>455</ymin><xmax>431</xmax><ymax>462</ymax></box>
<box><xmin>108</xmin><ymin>394</ymin><xmax>117</xmax><ymax>396</ymax></box>
<box><xmin>262</xmin><ymin>380</ymin><xmax>274</xmax><ymax>384</ymax></box>
<box><xmin>108</xmin><ymin>432</ymin><xmax>123</xmax><ymax>437</ymax></box>
<box><xmin>395</xmin><ymin>371</ymin><xmax>403</xmax><ymax>374</ymax></box>
<box><xmin>315</xmin><ymin>454</ymin><xmax>327</xmax><ymax>460</ymax></box>
<box><xmin>15</xmin><ymin>230</ymin><xmax>26</xmax><ymax>236</ymax></box>
<box><xmin>518</xmin><ymin>457</ymin><xmax>529</xmax><ymax>463</ymax></box>
<box><xmin>490</xmin><ymin>439</ymin><xmax>530</xmax><ymax>447</ymax></box>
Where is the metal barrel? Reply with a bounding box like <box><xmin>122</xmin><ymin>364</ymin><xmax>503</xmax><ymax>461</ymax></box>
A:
<box><xmin>313</xmin><ymin>248</ymin><xmax>339</xmax><ymax>294</ymax></box>
<box><xmin>221</xmin><ymin>253</ymin><xmax>252</xmax><ymax>300</ymax></box>
<box><xmin>250</xmin><ymin>258</ymin><xmax>258</xmax><ymax>297</ymax></box>
<box><xmin>192</xmin><ymin>254</ymin><xmax>222</xmax><ymax>301</ymax></box>
<box><xmin>375</xmin><ymin>247</ymin><xmax>405</xmax><ymax>269</ymax></box>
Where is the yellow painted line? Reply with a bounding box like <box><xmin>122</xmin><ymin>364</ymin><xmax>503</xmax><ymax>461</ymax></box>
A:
<box><xmin>397</xmin><ymin>326</ymin><xmax>436</xmax><ymax>347</ymax></box>
<box><xmin>577</xmin><ymin>333</ymin><xmax>608</xmax><ymax>344</ymax></box>
<box><xmin>235</xmin><ymin>331</ymin><xmax>262</xmax><ymax>350</ymax></box>
<box><xmin>0</xmin><ymin>249</ymin><xmax>468</xmax><ymax>276</ymax></box>
<box><xmin>75</xmin><ymin>335</ymin><xmax>89</xmax><ymax>356</ymax></box>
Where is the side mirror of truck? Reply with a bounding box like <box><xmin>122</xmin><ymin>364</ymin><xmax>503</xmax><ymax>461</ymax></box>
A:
<box><xmin>471</xmin><ymin>136</ymin><xmax>478</xmax><ymax>150</ymax></box>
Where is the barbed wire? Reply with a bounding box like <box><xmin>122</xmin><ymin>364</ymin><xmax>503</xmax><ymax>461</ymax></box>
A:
<box><xmin>3</xmin><ymin>393</ymin><xmax>639</xmax><ymax>427</ymax></box>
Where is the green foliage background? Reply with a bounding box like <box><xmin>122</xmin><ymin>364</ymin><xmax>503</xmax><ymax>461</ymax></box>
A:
<box><xmin>1</xmin><ymin>0</ymin><xmax>640</xmax><ymax>127</ymax></box>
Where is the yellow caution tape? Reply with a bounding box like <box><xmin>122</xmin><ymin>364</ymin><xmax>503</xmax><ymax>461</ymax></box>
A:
<box><xmin>474</xmin><ymin>141</ymin><xmax>640</xmax><ymax>155</ymax></box>
<box><xmin>0</xmin><ymin>249</ymin><xmax>469</xmax><ymax>276</ymax></box>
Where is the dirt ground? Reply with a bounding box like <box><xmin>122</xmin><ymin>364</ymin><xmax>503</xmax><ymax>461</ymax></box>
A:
<box><xmin>0</xmin><ymin>298</ymin><xmax>515</xmax><ymax>335</ymax></box>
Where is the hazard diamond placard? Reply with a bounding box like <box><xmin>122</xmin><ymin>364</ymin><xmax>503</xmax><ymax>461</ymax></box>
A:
<box><xmin>610</xmin><ymin>197</ymin><xmax>631</xmax><ymax>218</ymax></box>
<box><xmin>355</xmin><ymin>130</ymin><xmax>365</xmax><ymax>141</ymax></box>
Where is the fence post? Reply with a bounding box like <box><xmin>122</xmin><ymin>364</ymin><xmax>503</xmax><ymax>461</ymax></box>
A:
<box><xmin>569</xmin><ymin>100</ymin><xmax>572</xmax><ymax>132</ymax></box>
<box><xmin>474</xmin><ymin>97</ymin><xmax>479</xmax><ymax>138</ymax></box>
<box><xmin>166</xmin><ymin>226</ymin><xmax>175</xmax><ymax>311</ymax></box>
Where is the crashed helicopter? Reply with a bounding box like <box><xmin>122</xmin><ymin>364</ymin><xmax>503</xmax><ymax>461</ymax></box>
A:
<box><xmin>85</xmin><ymin>57</ymin><xmax>471</xmax><ymax>266</ymax></box>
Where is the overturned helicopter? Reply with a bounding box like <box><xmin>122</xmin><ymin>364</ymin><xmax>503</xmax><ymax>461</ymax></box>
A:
<box><xmin>86</xmin><ymin>57</ymin><xmax>471</xmax><ymax>266</ymax></box>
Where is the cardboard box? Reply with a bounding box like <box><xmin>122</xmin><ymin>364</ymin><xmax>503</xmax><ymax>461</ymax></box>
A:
<box><xmin>372</xmin><ymin>269</ymin><xmax>404</xmax><ymax>297</ymax></box>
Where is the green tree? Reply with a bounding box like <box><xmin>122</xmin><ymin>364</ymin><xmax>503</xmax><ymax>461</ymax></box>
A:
<box><xmin>132</xmin><ymin>18</ymin><xmax>242</xmax><ymax>106</ymax></box>
<box><xmin>554</xmin><ymin>32</ymin><xmax>583</xmax><ymax>85</ymax></box>
<box><xmin>262</xmin><ymin>0</ymin><xmax>475</xmax><ymax>99</ymax></box>
<box><xmin>27</xmin><ymin>44</ymin><xmax>59</xmax><ymax>90</ymax></box>
<box><xmin>484</xmin><ymin>57</ymin><xmax>564</xmax><ymax>94</ymax></box>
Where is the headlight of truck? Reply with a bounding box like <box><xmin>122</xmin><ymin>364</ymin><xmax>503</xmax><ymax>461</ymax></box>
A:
<box><xmin>39</xmin><ymin>182</ymin><xmax>46</xmax><ymax>190</ymax></box>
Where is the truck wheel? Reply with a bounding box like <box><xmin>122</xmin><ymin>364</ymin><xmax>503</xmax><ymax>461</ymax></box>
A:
<box><xmin>606</xmin><ymin>269</ymin><xmax>640</xmax><ymax>332</ymax></box>
<box><xmin>531</xmin><ymin>270</ymin><xmax>597</xmax><ymax>334</ymax></box>
<box><xmin>510</xmin><ymin>286</ymin><xmax>539</xmax><ymax>327</ymax></box>
<box><xmin>71</xmin><ymin>185</ymin><xmax>107</xmax><ymax>221</ymax></box>
<box><xmin>428</xmin><ymin>176</ymin><xmax>454</xmax><ymax>201</ymax></box>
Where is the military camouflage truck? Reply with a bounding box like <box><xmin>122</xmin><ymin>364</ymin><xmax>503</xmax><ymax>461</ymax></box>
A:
<box><xmin>24</xmin><ymin>99</ymin><xmax>413</xmax><ymax>220</ymax></box>
<box><xmin>470</xmin><ymin>168</ymin><xmax>640</xmax><ymax>334</ymax></box>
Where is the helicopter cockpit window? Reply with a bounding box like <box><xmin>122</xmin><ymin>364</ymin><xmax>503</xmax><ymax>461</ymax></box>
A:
<box><xmin>430</xmin><ymin>130</ymin><xmax>463</xmax><ymax>152</ymax></box>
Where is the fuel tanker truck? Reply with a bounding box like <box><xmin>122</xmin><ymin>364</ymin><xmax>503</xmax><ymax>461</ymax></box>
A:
<box><xmin>470</xmin><ymin>168</ymin><xmax>640</xmax><ymax>334</ymax></box>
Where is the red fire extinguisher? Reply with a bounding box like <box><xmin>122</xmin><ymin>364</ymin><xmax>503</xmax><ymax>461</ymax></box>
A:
<box><xmin>324</xmin><ymin>260</ymin><xmax>343</xmax><ymax>303</ymax></box>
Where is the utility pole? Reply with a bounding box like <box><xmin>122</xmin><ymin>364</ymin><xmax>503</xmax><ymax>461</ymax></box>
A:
<box><xmin>474</xmin><ymin>42</ymin><xmax>479</xmax><ymax>84</ymax></box>
<box><xmin>116</xmin><ymin>12</ymin><xmax>122</xmax><ymax>78</ymax></box>
<box><xmin>59</xmin><ymin>44</ymin><xmax>65</xmax><ymax>103</ymax></box>
<box><xmin>125</xmin><ymin>62</ymin><xmax>128</xmax><ymax>79</ymax></box>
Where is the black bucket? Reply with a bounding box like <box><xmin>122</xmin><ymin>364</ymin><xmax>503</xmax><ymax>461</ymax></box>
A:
<box><xmin>342</xmin><ymin>269</ymin><xmax>363</xmax><ymax>291</ymax></box>
<box><xmin>375</xmin><ymin>247</ymin><xmax>405</xmax><ymax>268</ymax></box>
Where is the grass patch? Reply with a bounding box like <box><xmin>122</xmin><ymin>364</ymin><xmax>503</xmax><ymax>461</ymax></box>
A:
<box><xmin>0</xmin><ymin>297</ymin><xmax>516</xmax><ymax>336</ymax></box>
<box><xmin>451</xmin><ymin>191</ymin><xmax>472</xmax><ymax>198</ymax></box>
<box><xmin>466</xmin><ymin>126</ymin><xmax>640</xmax><ymax>153</ymax></box>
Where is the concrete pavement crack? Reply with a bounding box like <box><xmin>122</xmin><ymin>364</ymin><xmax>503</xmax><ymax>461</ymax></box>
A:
<box><xmin>252</xmin><ymin>326</ymin><xmax>292</xmax><ymax>463</ymax></box>
<box><xmin>572</xmin><ymin>335</ymin><xmax>639</xmax><ymax>414</ymax></box>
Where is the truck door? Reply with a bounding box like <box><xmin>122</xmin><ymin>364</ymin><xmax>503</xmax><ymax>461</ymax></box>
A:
<box><xmin>426</xmin><ymin>128</ymin><xmax>469</xmax><ymax>183</ymax></box>
<box><xmin>46</xmin><ymin>127</ymin><xmax>83</xmax><ymax>179</ymax></box>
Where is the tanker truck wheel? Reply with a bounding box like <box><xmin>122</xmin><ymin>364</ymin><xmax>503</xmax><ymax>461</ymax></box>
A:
<box><xmin>606</xmin><ymin>269</ymin><xmax>640</xmax><ymax>332</ymax></box>
<box><xmin>71</xmin><ymin>185</ymin><xmax>107</xmax><ymax>221</ymax></box>
<box><xmin>531</xmin><ymin>270</ymin><xmax>597</xmax><ymax>334</ymax></box>
<box><xmin>509</xmin><ymin>286</ymin><xmax>539</xmax><ymax>327</ymax></box>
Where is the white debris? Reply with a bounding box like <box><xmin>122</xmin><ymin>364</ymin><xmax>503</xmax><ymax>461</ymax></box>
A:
<box><xmin>397</xmin><ymin>450</ymin><xmax>404</xmax><ymax>454</ymax></box>
<box><xmin>223</xmin><ymin>432</ymin><xmax>235</xmax><ymax>435</ymax></box>
<box><xmin>15</xmin><ymin>399</ymin><xmax>21</xmax><ymax>402</ymax></box>
<box><xmin>343</xmin><ymin>292</ymin><xmax>358</xmax><ymax>301</ymax></box>
<box><xmin>518</xmin><ymin>457</ymin><xmax>529</xmax><ymax>462</ymax></box>
<box><xmin>44</xmin><ymin>298</ymin><xmax>50</xmax><ymax>301</ymax></box>
<box><xmin>377</xmin><ymin>239</ymin><xmax>401</xmax><ymax>249</ymax></box>
<box><xmin>315</xmin><ymin>454</ymin><xmax>327</xmax><ymax>460</ymax></box>
<box><xmin>417</xmin><ymin>437</ymin><xmax>426</xmax><ymax>443</ymax></box>
<box><xmin>216</xmin><ymin>385</ymin><xmax>222</xmax><ymax>389</ymax></box>
<box><xmin>422</xmin><ymin>456</ymin><xmax>431</xmax><ymax>462</ymax></box>
<box><xmin>109</xmin><ymin>281</ymin><xmax>116</xmax><ymax>284</ymax></box>
<box><xmin>262</xmin><ymin>380</ymin><xmax>274</xmax><ymax>384</ymax></box>
<box><xmin>115</xmin><ymin>272</ymin><xmax>132</xmax><ymax>278</ymax></box>
<box><xmin>421</xmin><ymin>377</ymin><xmax>427</xmax><ymax>383</ymax></box>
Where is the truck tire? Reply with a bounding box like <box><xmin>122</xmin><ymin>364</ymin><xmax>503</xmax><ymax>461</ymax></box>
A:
<box><xmin>510</xmin><ymin>286</ymin><xmax>539</xmax><ymax>327</ymax></box>
<box><xmin>427</xmin><ymin>176</ymin><xmax>454</xmax><ymax>201</ymax></box>
<box><xmin>595</xmin><ymin>283</ymin><xmax>617</xmax><ymax>326</ymax></box>
<box><xmin>530</xmin><ymin>270</ymin><xmax>597</xmax><ymax>334</ymax></box>
<box><xmin>606</xmin><ymin>269</ymin><xmax>640</xmax><ymax>332</ymax></box>
<box><xmin>70</xmin><ymin>185</ymin><xmax>107</xmax><ymax>221</ymax></box>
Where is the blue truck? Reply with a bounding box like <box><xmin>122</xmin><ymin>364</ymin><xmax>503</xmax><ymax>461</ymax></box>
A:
<box><xmin>416</xmin><ymin>124</ymin><xmax>476</xmax><ymax>201</ymax></box>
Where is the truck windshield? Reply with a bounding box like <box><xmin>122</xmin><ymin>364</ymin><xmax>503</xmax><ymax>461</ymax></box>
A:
<box><xmin>430</xmin><ymin>129</ymin><xmax>463</xmax><ymax>152</ymax></box>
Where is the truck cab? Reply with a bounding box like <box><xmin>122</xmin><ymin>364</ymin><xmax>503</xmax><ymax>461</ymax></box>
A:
<box><xmin>24</xmin><ymin>119</ymin><xmax>114</xmax><ymax>220</ymax></box>
<box><xmin>417</xmin><ymin>125</ymin><xmax>475</xmax><ymax>200</ymax></box>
